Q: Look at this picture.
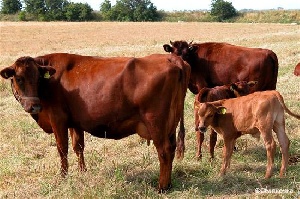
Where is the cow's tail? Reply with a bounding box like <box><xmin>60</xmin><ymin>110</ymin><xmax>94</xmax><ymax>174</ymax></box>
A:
<box><xmin>274</xmin><ymin>91</ymin><xmax>300</xmax><ymax>120</ymax></box>
<box><xmin>170</xmin><ymin>55</ymin><xmax>191</xmax><ymax>160</ymax></box>
<box><xmin>268</xmin><ymin>50</ymin><xmax>279</xmax><ymax>90</ymax></box>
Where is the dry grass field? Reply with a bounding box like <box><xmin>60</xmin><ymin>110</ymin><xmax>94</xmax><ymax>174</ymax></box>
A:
<box><xmin>0</xmin><ymin>22</ymin><xmax>300</xmax><ymax>198</ymax></box>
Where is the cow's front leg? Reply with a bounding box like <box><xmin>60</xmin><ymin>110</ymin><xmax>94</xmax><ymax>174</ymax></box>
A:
<box><xmin>69</xmin><ymin>128</ymin><xmax>86</xmax><ymax>172</ymax></box>
<box><xmin>153</xmin><ymin>133</ymin><xmax>176</xmax><ymax>192</ymax></box>
<box><xmin>52</xmin><ymin>123</ymin><xmax>69</xmax><ymax>177</ymax></box>
<box><xmin>220</xmin><ymin>137</ymin><xmax>235</xmax><ymax>176</ymax></box>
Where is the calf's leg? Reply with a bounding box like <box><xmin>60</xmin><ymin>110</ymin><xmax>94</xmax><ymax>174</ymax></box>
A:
<box><xmin>273</xmin><ymin>121</ymin><xmax>290</xmax><ymax>178</ymax></box>
<box><xmin>196</xmin><ymin>130</ymin><xmax>204</xmax><ymax>160</ymax></box>
<box><xmin>261</xmin><ymin>131</ymin><xmax>276</xmax><ymax>179</ymax></box>
<box><xmin>220</xmin><ymin>137</ymin><xmax>235</xmax><ymax>176</ymax></box>
<box><xmin>209</xmin><ymin>130</ymin><xmax>218</xmax><ymax>159</ymax></box>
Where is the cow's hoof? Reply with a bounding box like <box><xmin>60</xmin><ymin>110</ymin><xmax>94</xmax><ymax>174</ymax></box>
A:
<box><xmin>158</xmin><ymin>184</ymin><xmax>172</xmax><ymax>194</ymax></box>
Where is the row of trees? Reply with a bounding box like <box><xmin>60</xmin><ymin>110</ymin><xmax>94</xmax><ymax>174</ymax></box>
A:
<box><xmin>100</xmin><ymin>0</ymin><xmax>161</xmax><ymax>21</ymax></box>
<box><xmin>1</xmin><ymin>0</ymin><xmax>238</xmax><ymax>22</ymax></box>
<box><xmin>1</xmin><ymin>0</ymin><xmax>93</xmax><ymax>21</ymax></box>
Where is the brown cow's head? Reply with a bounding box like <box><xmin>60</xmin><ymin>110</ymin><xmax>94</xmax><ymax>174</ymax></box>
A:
<box><xmin>0</xmin><ymin>57</ymin><xmax>56</xmax><ymax>114</ymax></box>
<box><xmin>194</xmin><ymin>101</ymin><xmax>226</xmax><ymax>133</ymax></box>
<box><xmin>230</xmin><ymin>81</ymin><xmax>258</xmax><ymax>96</ymax></box>
<box><xmin>163</xmin><ymin>40</ymin><xmax>198</xmax><ymax>61</ymax></box>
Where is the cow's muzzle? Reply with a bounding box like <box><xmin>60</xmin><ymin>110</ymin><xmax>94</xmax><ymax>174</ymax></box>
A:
<box><xmin>22</xmin><ymin>97</ymin><xmax>42</xmax><ymax>114</ymax></box>
<box><xmin>11</xmin><ymin>82</ymin><xmax>41</xmax><ymax>114</ymax></box>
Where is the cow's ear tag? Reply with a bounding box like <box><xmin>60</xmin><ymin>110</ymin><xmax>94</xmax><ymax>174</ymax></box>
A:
<box><xmin>217</xmin><ymin>107</ymin><xmax>226</xmax><ymax>115</ymax></box>
<box><xmin>44</xmin><ymin>71</ymin><xmax>51</xmax><ymax>79</ymax></box>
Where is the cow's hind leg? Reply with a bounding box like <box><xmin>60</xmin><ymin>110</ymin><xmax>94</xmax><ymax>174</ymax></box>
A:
<box><xmin>69</xmin><ymin>128</ymin><xmax>87</xmax><ymax>172</ymax></box>
<box><xmin>176</xmin><ymin>119</ymin><xmax>185</xmax><ymax>160</ymax></box>
<box><xmin>153</xmin><ymin>133</ymin><xmax>176</xmax><ymax>192</ymax></box>
<box><xmin>273</xmin><ymin>119</ymin><xmax>290</xmax><ymax>178</ymax></box>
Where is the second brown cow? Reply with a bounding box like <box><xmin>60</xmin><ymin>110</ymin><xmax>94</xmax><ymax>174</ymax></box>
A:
<box><xmin>163</xmin><ymin>41</ymin><xmax>279</xmax><ymax>159</ymax></box>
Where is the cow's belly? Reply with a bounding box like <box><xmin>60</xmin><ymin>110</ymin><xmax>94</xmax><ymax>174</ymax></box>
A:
<box><xmin>83</xmin><ymin>117</ymin><xmax>150</xmax><ymax>140</ymax></box>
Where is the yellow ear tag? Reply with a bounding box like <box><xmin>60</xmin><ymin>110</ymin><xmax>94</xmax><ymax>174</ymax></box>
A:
<box><xmin>44</xmin><ymin>71</ymin><xmax>50</xmax><ymax>79</ymax></box>
<box><xmin>218</xmin><ymin>107</ymin><xmax>227</xmax><ymax>115</ymax></box>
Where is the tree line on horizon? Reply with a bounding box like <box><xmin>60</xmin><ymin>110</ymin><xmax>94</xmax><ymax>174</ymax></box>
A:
<box><xmin>0</xmin><ymin>0</ymin><xmax>238</xmax><ymax>22</ymax></box>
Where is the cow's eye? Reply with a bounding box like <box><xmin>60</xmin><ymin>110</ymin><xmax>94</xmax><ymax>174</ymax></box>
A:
<box><xmin>15</xmin><ymin>77</ymin><xmax>23</xmax><ymax>85</ymax></box>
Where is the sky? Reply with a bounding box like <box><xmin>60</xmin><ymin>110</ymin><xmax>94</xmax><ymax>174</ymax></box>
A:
<box><xmin>71</xmin><ymin>0</ymin><xmax>300</xmax><ymax>11</ymax></box>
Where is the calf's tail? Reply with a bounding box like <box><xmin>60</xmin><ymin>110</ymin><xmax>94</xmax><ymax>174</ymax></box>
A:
<box><xmin>275</xmin><ymin>91</ymin><xmax>300</xmax><ymax>120</ymax></box>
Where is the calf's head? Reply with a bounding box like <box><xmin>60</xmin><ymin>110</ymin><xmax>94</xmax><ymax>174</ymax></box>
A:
<box><xmin>194</xmin><ymin>101</ymin><xmax>226</xmax><ymax>133</ymax></box>
<box><xmin>163</xmin><ymin>40</ymin><xmax>198</xmax><ymax>61</ymax></box>
<box><xmin>0</xmin><ymin>57</ymin><xmax>55</xmax><ymax>114</ymax></box>
<box><xmin>230</xmin><ymin>80</ymin><xmax>257</xmax><ymax>96</ymax></box>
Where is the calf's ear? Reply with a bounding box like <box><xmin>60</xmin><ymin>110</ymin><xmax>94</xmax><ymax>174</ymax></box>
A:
<box><xmin>38</xmin><ymin>66</ymin><xmax>56</xmax><ymax>79</ymax></box>
<box><xmin>248</xmin><ymin>81</ymin><xmax>258</xmax><ymax>87</ymax></box>
<box><xmin>216</xmin><ymin>106</ymin><xmax>227</xmax><ymax>115</ymax></box>
<box><xmin>0</xmin><ymin>66</ymin><xmax>15</xmax><ymax>79</ymax></box>
<box><xmin>194</xmin><ymin>100</ymin><xmax>201</xmax><ymax>110</ymax></box>
<box><xmin>163</xmin><ymin>44</ymin><xmax>173</xmax><ymax>53</ymax></box>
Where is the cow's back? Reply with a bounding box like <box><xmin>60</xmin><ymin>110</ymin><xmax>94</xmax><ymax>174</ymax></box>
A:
<box><xmin>195</xmin><ymin>42</ymin><xmax>278</xmax><ymax>92</ymax></box>
<box><xmin>35</xmin><ymin>53</ymin><xmax>189</xmax><ymax>139</ymax></box>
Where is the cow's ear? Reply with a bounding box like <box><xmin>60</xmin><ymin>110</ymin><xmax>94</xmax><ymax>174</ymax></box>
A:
<box><xmin>216</xmin><ymin>106</ymin><xmax>227</xmax><ymax>115</ymax></box>
<box><xmin>248</xmin><ymin>81</ymin><xmax>258</xmax><ymax>87</ymax></box>
<box><xmin>163</xmin><ymin>44</ymin><xmax>173</xmax><ymax>53</ymax></box>
<box><xmin>189</xmin><ymin>45</ymin><xmax>198</xmax><ymax>53</ymax></box>
<box><xmin>0</xmin><ymin>66</ymin><xmax>15</xmax><ymax>79</ymax></box>
<box><xmin>39</xmin><ymin>66</ymin><xmax>56</xmax><ymax>79</ymax></box>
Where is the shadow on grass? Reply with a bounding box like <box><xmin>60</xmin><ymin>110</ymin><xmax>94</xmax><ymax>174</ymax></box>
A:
<box><xmin>98</xmin><ymin>141</ymin><xmax>300</xmax><ymax>196</ymax></box>
<box><xmin>121</xmin><ymin>163</ymin><xmax>298</xmax><ymax>196</ymax></box>
<box><xmin>115</xmin><ymin>151</ymin><xmax>299</xmax><ymax>196</ymax></box>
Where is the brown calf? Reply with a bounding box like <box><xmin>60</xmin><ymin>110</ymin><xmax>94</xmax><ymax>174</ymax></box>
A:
<box><xmin>195</xmin><ymin>81</ymin><xmax>257</xmax><ymax>160</ymax></box>
<box><xmin>195</xmin><ymin>90</ymin><xmax>300</xmax><ymax>178</ymax></box>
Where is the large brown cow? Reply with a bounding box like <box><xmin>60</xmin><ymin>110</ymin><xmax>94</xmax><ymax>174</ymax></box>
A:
<box><xmin>163</xmin><ymin>40</ymin><xmax>279</xmax><ymax>159</ymax></box>
<box><xmin>0</xmin><ymin>53</ymin><xmax>191</xmax><ymax>192</ymax></box>
<box><xmin>294</xmin><ymin>62</ymin><xmax>300</xmax><ymax>76</ymax></box>
<box><xmin>195</xmin><ymin>81</ymin><xmax>257</xmax><ymax>160</ymax></box>
<box><xmin>195</xmin><ymin>90</ymin><xmax>300</xmax><ymax>178</ymax></box>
